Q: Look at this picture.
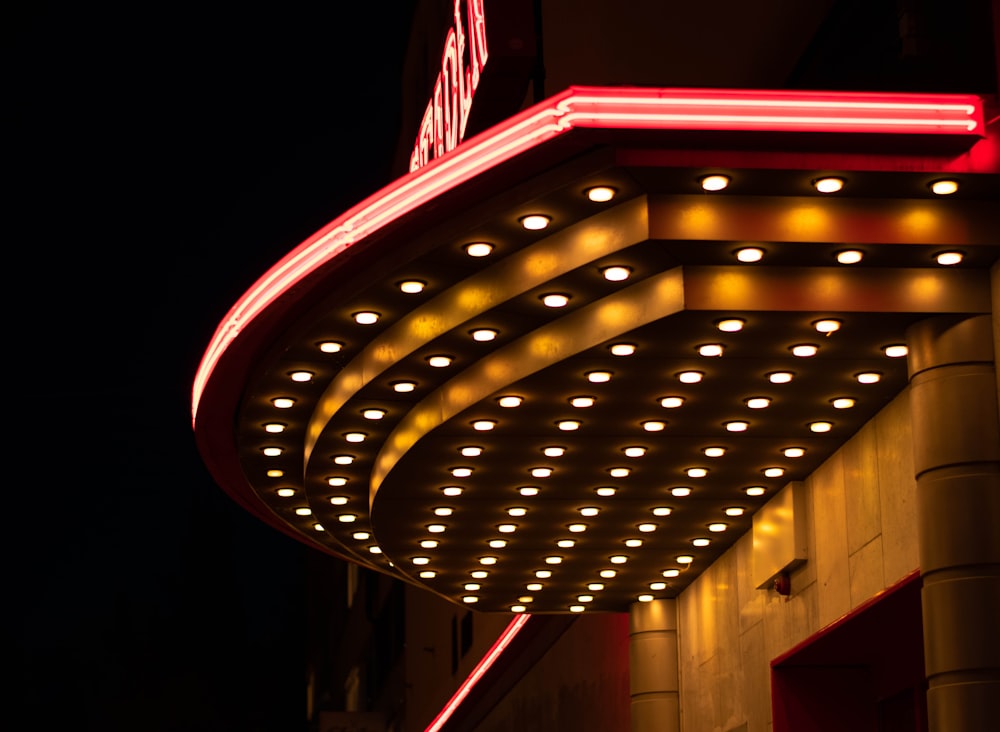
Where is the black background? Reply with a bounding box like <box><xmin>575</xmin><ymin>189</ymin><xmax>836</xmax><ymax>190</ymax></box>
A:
<box><xmin>8</xmin><ymin>1</ymin><xmax>997</xmax><ymax>729</ymax></box>
<box><xmin>10</xmin><ymin>3</ymin><xmax>418</xmax><ymax>729</ymax></box>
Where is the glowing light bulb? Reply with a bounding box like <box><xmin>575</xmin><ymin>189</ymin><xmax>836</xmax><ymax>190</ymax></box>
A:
<box><xmin>586</xmin><ymin>186</ymin><xmax>617</xmax><ymax>202</ymax></box>
<box><xmin>813</xmin><ymin>177</ymin><xmax>844</xmax><ymax>193</ymax></box>
<box><xmin>700</xmin><ymin>174</ymin><xmax>730</xmax><ymax>191</ymax></box>
<box><xmin>520</xmin><ymin>214</ymin><xmax>551</xmax><ymax>230</ymax></box>
<box><xmin>736</xmin><ymin>247</ymin><xmax>764</xmax><ymax>262</ymax></box>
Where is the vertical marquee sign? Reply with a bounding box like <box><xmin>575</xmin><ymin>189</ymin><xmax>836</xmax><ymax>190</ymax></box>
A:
<box><xmin>409</xmin><ymin>0</ymin><xmax>489</xmax><ymax>172</ymax></box>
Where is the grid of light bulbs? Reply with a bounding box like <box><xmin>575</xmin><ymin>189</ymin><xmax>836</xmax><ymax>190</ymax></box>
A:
<box><xmin>235</xmin><ymin>173</ymin><xmax>951</xmax><ymax>612</ymax></box>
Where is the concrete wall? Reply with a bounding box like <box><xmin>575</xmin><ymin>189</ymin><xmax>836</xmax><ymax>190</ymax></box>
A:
<box><xmin>677</xmin><ymin>389</ymin><xmax>919</xmax><ymax>732</ymax></box>
<box><xmin>472</xmin><ymin>612</ymin><xmax>632</xmax><ymax>732</ymax></box>
<box><xmin>403</xmin><ymin>589</ymin><xmax>512</xmax><ymax>729</ymax></box>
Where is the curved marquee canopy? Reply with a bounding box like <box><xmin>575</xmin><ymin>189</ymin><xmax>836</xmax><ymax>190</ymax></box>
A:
<box><xmin>192</xmin><ymin>86</ymin><xmax>999</xmax><ymax>614</ymax></box>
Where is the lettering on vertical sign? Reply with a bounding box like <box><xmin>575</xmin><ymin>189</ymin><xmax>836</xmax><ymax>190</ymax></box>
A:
<box><xmin>409</xmin><ymin>0</ymin><xmax>488</xmax><ymax>172</ymax></box>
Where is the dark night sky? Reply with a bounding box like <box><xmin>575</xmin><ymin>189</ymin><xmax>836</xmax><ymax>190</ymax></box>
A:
<box><xmin>9</xmin><ymin>2</ymin><xmax>997</xmax><ymax>729</ymax></box>
<box><xmin>10</xmin><ymin>3</ymin><xmax>418</xmax><ymax>729</ymax></box>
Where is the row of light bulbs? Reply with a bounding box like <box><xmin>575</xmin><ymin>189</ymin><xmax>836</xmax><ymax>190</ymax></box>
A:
<box><xmin>697</xmin><ymin>173</ymin><xmax>962</xmax><ymax>197</ymax></box>
<box><xmin>342</xmin><ymin>243</ymin><xmax>962</xmax><ymax>327</ymax></box>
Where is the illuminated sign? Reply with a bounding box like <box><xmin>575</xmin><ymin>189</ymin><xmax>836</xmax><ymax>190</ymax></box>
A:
<box><xmin>409</xmin><ymin>0</ymin><xmax>488</xmax><ymax>172</ymax></box>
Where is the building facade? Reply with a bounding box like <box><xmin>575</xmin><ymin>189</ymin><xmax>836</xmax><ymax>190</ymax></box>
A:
<box><xmin>192</xmin><ymin>2</ymin><xmax>1000</xmax><ymax>730</ymax></box>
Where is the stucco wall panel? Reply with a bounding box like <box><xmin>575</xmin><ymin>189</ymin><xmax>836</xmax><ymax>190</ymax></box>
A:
<box><xmin>848</xmin><ymin>535</ymin><xmax>886</xmax><ymax>608</ymax></box>
<box><xmin>842</xmin><ymin>422</ymin><xmax>882</xmax><ymax>555</ymax></box>
<box><xmin>874</xmin><ymin>391</ymin><xmax>920</xmax><ymax>585</ymax></box>
<box><xmin>807</xmin><ymin>449</ymin><xmax>850</xmax><ymax>628</ymax></box>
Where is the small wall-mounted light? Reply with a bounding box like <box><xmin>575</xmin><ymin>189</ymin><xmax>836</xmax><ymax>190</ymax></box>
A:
<box><xmin>774</xmin><ymin>572</ymin><xmax>791</xmax><ymax>596</ymax></box>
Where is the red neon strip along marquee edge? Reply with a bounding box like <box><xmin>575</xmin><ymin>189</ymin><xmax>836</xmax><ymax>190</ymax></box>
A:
<box><xmin>190</xmin><ymin>85</ymin><xmax>983</xmax><ymax>422</ymax></box>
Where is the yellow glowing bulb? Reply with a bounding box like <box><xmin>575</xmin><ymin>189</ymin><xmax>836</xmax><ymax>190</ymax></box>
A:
<box><xmin>465</xmin><ymin>242</ymin><xmax>493</xmax><ymax>257</ymax></box>
<box><xmin>929</xmin><ymin>179</ymin><xmax>958</xmax><ymax>195</ymax></box>
<box><xmin>602</xmin><ymin>266</ymin><xmax>631</xmax><ymax>281</ymax></box>
<box><xmin>586</xmin><ymin>185</ymin><xmax>617</xmax><ymax>202</ymax></box>
<box><xmin>520</xmin><ymin>214</ymin><xmax>551</xmax><ymax>230</ymax></box>
<box><xmin>700</xmin><ymin>174</ymin><xmax>730</xmax><ymax>191</ymax></box>
<box><xmin>716</xmin><ymin>318</ymin><xmax>745</xmax><ymax>332</ymax></box>
<box><xmin>813</xmin><ymin>177</ymin><xmax>844</xmax><ymax>193</ymax></box>
<box><xmin>399</xmin><ymin>280</ymin><xmax>425</xmax><ymax>293</ymax></box>
<box><xmin>736</xmin><ymin>247</ymin><xmax>764</xmax><ymax>262</ymax></box>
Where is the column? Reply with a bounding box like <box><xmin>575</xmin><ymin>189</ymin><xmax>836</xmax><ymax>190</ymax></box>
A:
<box><xmin>906</xmin><ymin>314</ymin><xmax>1000</xmax><ymax>731</ymax></box>
<box><xmin>629</xmin><ymin>599</ymin><xmax>679</xmax><ymax>732</ymax></box>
